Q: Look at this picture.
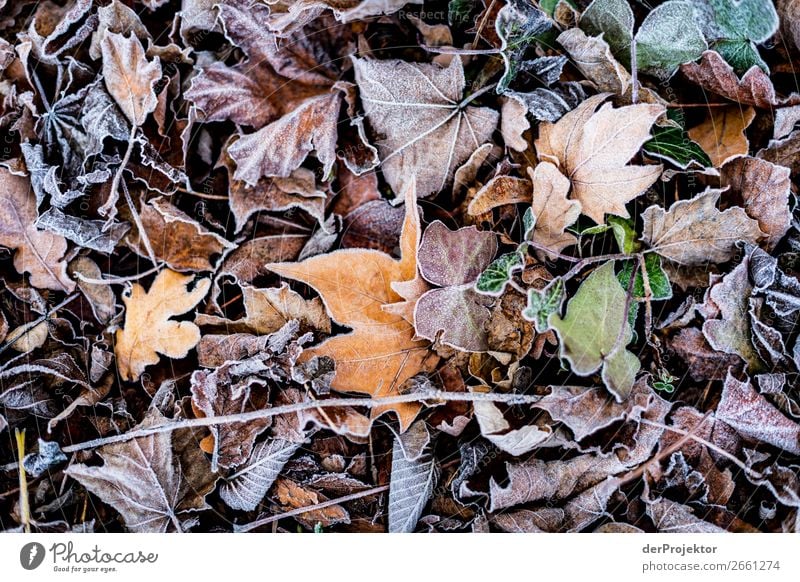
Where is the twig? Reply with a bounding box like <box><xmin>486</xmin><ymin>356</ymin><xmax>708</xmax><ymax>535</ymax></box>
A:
<box><xmin>630</xmin><ymin>40</ymin><xmax>638</xmax><ymax>106</ymax></box>
<box><xmin>0</xmin><ymin>391</ymin><xmax>544</xmax><ymax>472</ymax></box>
<box><xmin>0</xmin><ymin>293</ymin><xmax>80</xmax><ymax>359</ymax></box>
<box><xmin>175</xmin><ymin>186</ymin><xmax>229</xmax><ymax>201</ymax></box>
<box><xmin>471</xmin><ymin>0</ymin><xmax>497</xmax><ymax>50</ymax></box>
<box><xmin>562</xmin><ymin>252</ymin><xmax>635</xmax><ymax>282</ymax></box>
<box><xmin>639</xmin><ymin>419</ymin><xmax>763</xmax><ymax>479</ymax></box>
<box><xmin>74</xmin><ymin>262</ymin><xmax>164</xmax><ymax>285</ymax></box>
<box><xmin>234</xmin><ymin>485</ymin><xmax>390</xmax><ymax>532</ymax></box>
<box><xmin>103</xmin><ymin>124</ymin><xmax>138</xmax><ymax>220</ymax></box>
<box><xmin>121</xmin><ymin>180</ymin><xmax>158</xmax><ymax>268</ymax></box>
<box><xmin>637</xmin><ymin>254</ymin><xmax>654</xmax><ymax>344</ymax></box>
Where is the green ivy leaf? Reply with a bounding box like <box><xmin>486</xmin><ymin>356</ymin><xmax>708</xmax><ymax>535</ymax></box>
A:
<box><xmin>618</xmin><ymin>254</ymin><xmax>673</xmax><ymax>302</ymax></box>
<box><xmin>581</xmin><ymin>0</ymin><xmax>706</xmax><ymax>78</ymax></box>
<box><xmin>577</xmin><ymin>216</ymin><xmax>640</xmax><ymax>254</ymax></box>
<box><xmin>523</xmin><ymin>207</ymin><xmax>535</xmax><ymax>240</ymax></box>
<box><xmin>522</xmin><ymin>277</ymin><xmax>565</xmax><ymax>332</ymax></box>
<box><xmin>644</xmin><ymin>123</ymin><xmax>712</xmax><ymax>169</ymax></box>
<box><xmin>495</xmin><ymin>0</ymin><xmax>552</xmax><ymax>92</ymax></box>
<box><xmin>713</xmin><ymin>38</ymin><xmax>768</xmax><ymax>74</ymax></box>
<box><xmin>474</xmin><ymin>248</ymin><xmax>525</xmax><ymax>296</ymax></box>
<box><xmin>549</xmin><ymin>261</ymin><xmax>640</xmax><ymax>400</ymax></box>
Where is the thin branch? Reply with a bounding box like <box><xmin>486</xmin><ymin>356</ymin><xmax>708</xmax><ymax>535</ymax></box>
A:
<box><xmin>0</xmin><ymin>391</ymin><xmax>545</xmax><ymax>471</ymax></box>
<box><xmin>121</xmin><ymin>180</ymin><xmax>158</xmax><ymax>268</ymax></box>
<box><xmin>103</xmin><ymin>123</ymin><xmax>138</xmax><ymax>220</ymax></box>
<box><xmin>73</xmin><ymin>262</ymin><xmax>164</xmax><ymax>285</ymax></box>
<box><xmin>234</xmin><ymin>485</ymin><xmax>390</xmax><ymax>532</ymax></box>
<box><xmin>0</xmin><ymin>293</ymin><xmax>80</xmax><ymax>359</ymax></box>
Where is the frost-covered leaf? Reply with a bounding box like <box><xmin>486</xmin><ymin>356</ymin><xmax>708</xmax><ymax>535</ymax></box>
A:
<box><xmin>687</xmin><ymin>105</ymin><xmax>755</xmax><ymax>167</ymax></box>
<box><xmin>644</xmin><ymin>120</ymin><xmax>712</xmax><ymax>169</ymax></box>
<box><xmin>418</xmin><ymin>222</ymin><xmax>498</xmax><ymax>287</ymax></box>
<box><xmin>550</xmin><ymin>261</ymin><xmax>640</xmax><ymax>399</ymax></box>
<box><xmin>388</xmin><ymin>427</ymin><xmax>439</xmax><ymax>533</ymax></box>
<box><xmin>716</xmin><ymin>371</ymin><xmax>800</xmax><ymax>455</ymax></box>
<box><xmin>101</xmin><ymin>31</ymin><xmax>161</xmax><ymax>126</ymax></box>
<box><xmin>646</xmin><ymin>497</ymin><xmax>727</xmax><ymax>532</ymax></box>
<box><xmin>219</xmin><ymin>438</ymin><xmax>302</xmax><ymax>511</ymax></box>
<box><xmin>681</xmin><ymin>50</ymin><xmax>781</xmax><ymax>108</ymax></box>
<box><xmin>642</xmin><ymin>188</ymin><xmax>764</xmax><ymax>266</ymax></box>
<box><xmin>527</xmin><ymin>162</ymin><xmax>581</xmax><ymax>257</ymax></box>
<box><xmin>475</xmin><ymin>249</ymin><xmax>525</xmax><ymax>296</ymax></box>
<box><xmin>494</xmin><ymin>0</ymin><xmax>552</xmax><ymax>92</ymax></box>
<box><xmin>65</xmin><ymin>409</ymin><xmax>216</xmax><ymax>532</ymax></box>
<box><xmin>618</xmin><ymin>254</ymin><xmax>673</xmax><ymax>302</ymax></box>
<box><xmin>522</xmin><ymin>277</ymin><xmax>565</xmax><ymax>332</ymax></box>
<box><xmin>23</xmin><ymin>439</ymin><xmax>67</xmax><ymax>477</ymax></box>
<box><xmin>557</xmin><ymin>28</ymin><xmax>631</xmax><ymax>95</ymax></box>
<box><xmin>535</xmin><ymin>94</ymin><xmax>663</xmax><ymax>224</ymax></box>
<box><xmin>353</xmin><ymin>57</ymin><xmax>498</xmax><ymax>199</ymax></box>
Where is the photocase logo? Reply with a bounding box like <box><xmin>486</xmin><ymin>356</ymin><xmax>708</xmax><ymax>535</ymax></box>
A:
<box><xmin>20</xmin><ymin>542</ymin><xmax>46</xmax><ymax>570</ymax></box>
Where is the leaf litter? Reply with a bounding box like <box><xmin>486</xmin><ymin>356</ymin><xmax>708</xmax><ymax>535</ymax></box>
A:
<box><xmin>0</xmin><ymin>0</ymin><xmax>798</xmax><ymax>534</ymax></box>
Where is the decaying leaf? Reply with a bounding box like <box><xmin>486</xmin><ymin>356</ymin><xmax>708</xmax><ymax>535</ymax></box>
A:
<box><xmin>687</xmin><ymin>106</ymin><xmax>755</xmax><ymax>167</ymax></box>
<box><xmin>101</xmin><ymin>31</ymin><xmax>161</xmax><ymax>126</ymax></box>
<box><xmin>388</xmin><ymin>423</ymin><xmax>439</xmax><ymax>533</ymax></box>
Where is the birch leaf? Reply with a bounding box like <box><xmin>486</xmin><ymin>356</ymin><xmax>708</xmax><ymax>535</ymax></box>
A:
<box><xmin>353</xmin><ymin>56</ymin><xmax>499</xmax><ymax>199</ymax></box>
<box><xmin>101</xmin><ymin>31</ymin><xmax>161</xmax><ymax>126</ymax></box>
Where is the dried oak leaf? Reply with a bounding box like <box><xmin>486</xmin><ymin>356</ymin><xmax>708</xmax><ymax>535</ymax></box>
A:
<box><xmin>687</xmin><ymin>105</ymin><xmax>755</xmax><ymax>167</ymax></box>
<box><xmin>527</xmin><ymin>162</ymin><xmax>581</xmax><ymax>258</ymax></box>
<box><xmin>115</xmin><ymin>269</ymin><xmax>210</xmax><ymax>381</ymax></box>
<box><xmin>414</xmin><ymin>221</ymin><xmax>498</xmax><ymax>352</ymax></box>
<box><xmin>0</xmin><ymin>168</ymin><xmax>74</xmax><ymax>292</ymax></box>
<box><xmin>642</xmin><ymin>188</ymin><xmax>764</xmax><ymax>267</ymax></box>
<box><xmin>100</xmin><ymin>31</ymin><xmax>161</xmax><ymax>126</ymax></box>
<box><xmin>720</xmin><ymin>156</ymin><xmax>792</xmax><ymax>251</ymax></box>
<box><xmin>127</xmin><ymin>196</ymin><xmax>235</xmax><ymax>272</ymax></box>
<box><xmin>535</xmin><ymin>93</ymin><xmax>663</xmax><ymax>223</ymax></box>
<box><xmin>273</xmin><ymin>478</ymin><xmax>350</xmax><ymax>528</ymax></box>
<box><xmin>65</xmin><ymin>408</ymin><xmax>216</xmax><ymax>532</ymax></box>
<box><xmin>550</xmin><ymin>261</ymin><xmax>640</xmax><ymax>400</ymax></box>
<box><xmin>717</xmin><ymin>371</ymin><xmax>800</xmax><ymax>455</ymax></box>
<box><xmin>353</xmin><ymin>56</ymin><xmax>499</xmax><ymax>199</ymax></box>
<box><xmin>267</xmin><ymin>183</ymin><xmax>438</xmax><ymax>431</ymax></box>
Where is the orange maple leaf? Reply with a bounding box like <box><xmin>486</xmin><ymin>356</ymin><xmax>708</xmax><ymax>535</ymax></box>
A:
<box><xmin>267</xmin><ymin>183</ymin><xmax>437</xmax><ymax>430</ymax></box>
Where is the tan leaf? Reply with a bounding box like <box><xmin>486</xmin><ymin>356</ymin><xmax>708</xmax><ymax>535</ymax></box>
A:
<box><xmin>127</xmin><ymin>196</ymin><xmax>235</xmax><ymax>271</ymax></box>
<box><xmin>0</xmin><ymin>168</ymin><xmax>74</xmax><ymax>292</ymax></box>
<box><xmin>101</xmin><ymin>31</ymin><xmax>161</xmax><ymax>126</ymax></box>
<box><xmin>228</xmin><ymin>92</ymin><xmax>340</xmax><ymax>185</ymax></box>
<box><xmin>267</xmin><ymin>183</ymin><xmax>438</xmax><ymax>430</ymax></box>
<box><xmin>353</xmin><ymin>56</ymin><xmax>499</xmax><ymax>199</ymax></box>
<box><xmin>467</xmin><ymin>175</ymin><xmax>532</xmax><ymax>216</ymax></box>
<box><xmin>196</xmin><ymin>283</ymin><xmax>331</xmax><ymax>336</ymax></box>
<box><xmin>500</xmin><ymin>96</ymin><xmax>530</xmax><ymax>152</ymax></box>
<box><xmin>557</xmin><ymin>28</ymin><xmax>630</xmax><ymax>95</ymax></box>
<box><xmin>535</xmin><ymin>94</ymin><xmax>663</xmax><ymax>223</ymax></box>
<box><xmin>527</xmin><ymin>162</ymin><xmax>581</xmax><ymax>258</ymax></box>
<box><xmin>115</xmin><ymin>269</ymin><xmax>210</xmax><ymax>381</ymax></box>
<box><xmin>687</xmin><ymin>106</ymin><xmax>755</xmax><ymax>168</ymax></box>
<box><xmin>273</xmin><ymin>477</ymin><xmax>350</xmax><ymax>528</ymax></box>
<box><xmin>65</xmin><ymin>408</ymin><xmax>216</xmax><ymax>532</ymax></box>
<box><xmin>642</xmin><ymin>188</ymin><xmax>764</xmax><ymax>267</ymax></box>
<box><xmin>720</xmin><ymin>157</ymin><xmax>792</xmax><ymax>251</ymax></box>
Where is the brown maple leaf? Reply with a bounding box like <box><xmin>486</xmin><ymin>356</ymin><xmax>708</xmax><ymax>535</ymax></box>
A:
<box><xmin>535</xmin><ymin>93</ymin><xmax>663</xmax><ymax>223</ymax></box>
<box><xmin>267</xmin><ymin>183</ymin><xmax>438</xmax><ymax>430</ymax></box>
<box><xmin>115</xmin><ymin>269</ymin><xmax>210</xmax><ymax>381</ymax></box>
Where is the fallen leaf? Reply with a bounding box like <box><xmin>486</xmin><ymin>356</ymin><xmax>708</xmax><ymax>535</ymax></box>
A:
<box><xmin>353</xmin><ymin>56</ymin><xmax>499</xmax><ymax>199</ymax></box>
<box><xmin>267</xmin><ymin>183</ymin><xmax>437</xmax><ymax>430</ymax></box>
<box><xmin>642</xmin><ymin>188</ymin><xmax>764</xmax><ymax>266</ymax></box>
<box><xmin>535</xmin><ymin>93</ymin><xmax>663</xmax><ymax>223</ymax></box>
<box><xmin>388</xmin><ymin>424</ymin><xmax>439</xmax><ymax>533</ymax></box>
<box><xmin>687</xmin><ymin>105</ymin><xmax>755</xmax><ymax>167</ymax></box>
<box><xmin>65</xmin><ymin>409</ymin><xmax>216</xmax><ymax>532</ymax></box>
<box><xmin>0</xmin><ymin>168</ymin><xmax>74</xmax><ymax>292</ymax></box>
<box><xmin>273</xmin><ymin>478</ymin><xmax>350</xmax><ymax>528</ymax></box>
<box><xmin>101</xmin><ymin>31</ymin><xmax>161</xmax><ymax>126</ymax></box>
<box><xmin>115</xmin><ymin>269</ymin><xmax>210</xmax><ymax>381</ymax></box>
<box><xmin>646</xmin><ymin>497</ymin><xmax>727</xmax><ymax>532</ymax></box>
<box><xmin>527</xmin><ymin>162</ymin><xmax>581</xmax><ymax>258</ymax></box>
<box><xmin>550</xmin><ymin>261</ymin><xmax>640</xmax><ymax>400</ymax></box>
<box><xmin>468</xmin><ymin>175</ymin><xmax>531</xmax><ymax>216</ymax></box>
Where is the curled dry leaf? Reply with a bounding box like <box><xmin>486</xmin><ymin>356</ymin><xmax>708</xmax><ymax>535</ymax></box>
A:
<box><xmin>115</xmin><ymin>269</ymin><xmax>210</xmax><ymax>381</ymax></box>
